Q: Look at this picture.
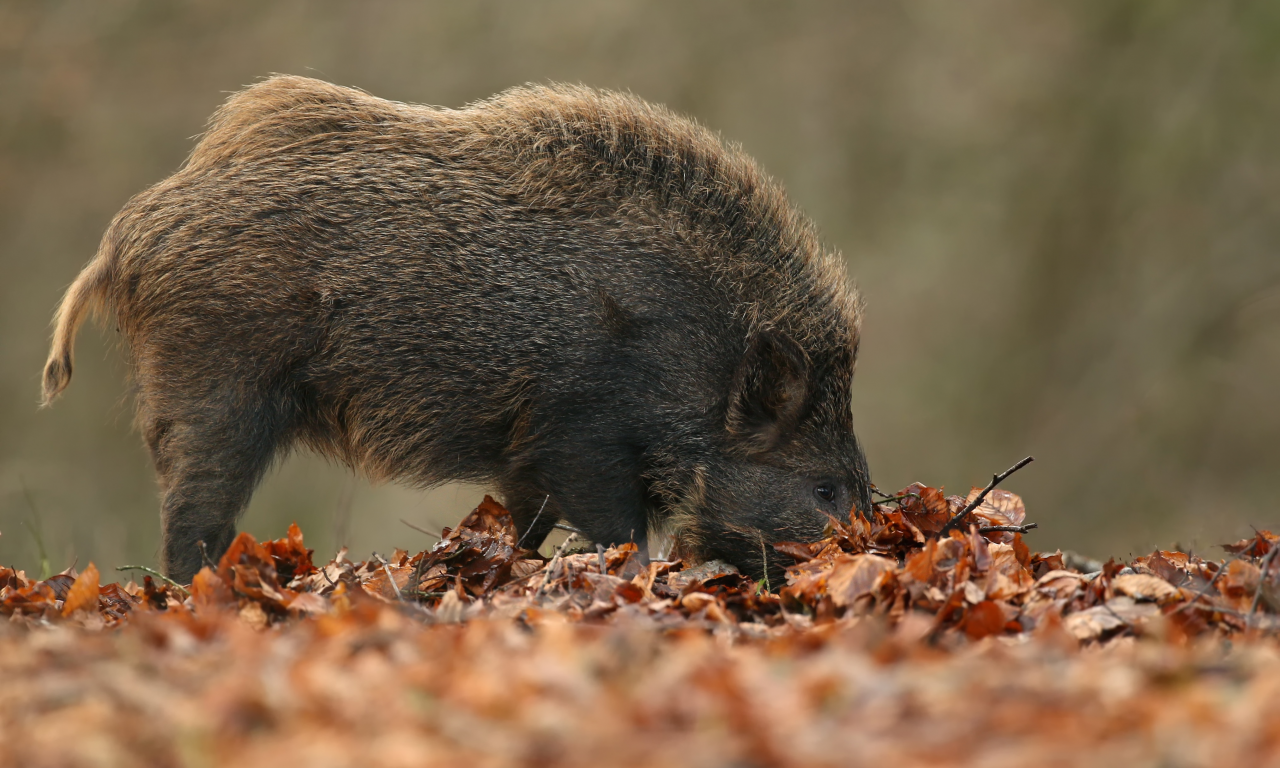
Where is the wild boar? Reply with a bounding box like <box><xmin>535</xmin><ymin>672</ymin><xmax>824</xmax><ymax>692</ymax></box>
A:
<box><xmin>43</xmin><ymin>76</ymin><xmax>872</xmax><ymax>583</ymax></box>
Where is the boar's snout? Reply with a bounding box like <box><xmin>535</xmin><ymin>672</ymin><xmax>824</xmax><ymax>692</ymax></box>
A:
<box><xmin>675</xmin><ymin>329</ymin><xmax>873</xmax><ymax>583</ymax></box>
<box><xmin>691</xmin><ymin>453</ymin><xmax>871</xmax><ymax>583</ymax></box>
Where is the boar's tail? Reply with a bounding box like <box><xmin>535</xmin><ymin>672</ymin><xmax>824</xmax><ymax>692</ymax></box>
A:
<box><xmin>41</xmin><ymin>228</ymin><xmax>118</xmax><ymax>406</ymax></box>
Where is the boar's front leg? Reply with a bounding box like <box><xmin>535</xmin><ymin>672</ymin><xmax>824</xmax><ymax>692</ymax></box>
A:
<box><xmin>142</xmin><ymin>385</ymin><xmax>288</xmax><ymax>584</ymax></box>
<box><xmin>498</xmin><ymin>471</ymin><xmax>560</xmax><ymax>552</ymax></box>
<box><xmin>500</xmin><ymin>439</ymin><xmax>651</xmax><ymax>558</ymax></box>
<box><xmin>539</xmin><ymin>441</ymin><xmax>651</xmax><ymax>558</ymax></box>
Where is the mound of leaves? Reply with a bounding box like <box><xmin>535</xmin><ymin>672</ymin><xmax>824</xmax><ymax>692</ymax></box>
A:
<box><xmin>3</xmin><ymin>485</ymin><xmax>1276</xmax><ymax>644</ymax></box>
<box><xmin>4</xmin><ymin>485</ymin><xmax>1280</xmax><ymax>766</ymax></box>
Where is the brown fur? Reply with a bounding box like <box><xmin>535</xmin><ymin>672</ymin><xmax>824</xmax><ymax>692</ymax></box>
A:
<box><xmin>44</xmin><ymin>76</ymin><xmax>871</xmax><ymax>583</ymax></box>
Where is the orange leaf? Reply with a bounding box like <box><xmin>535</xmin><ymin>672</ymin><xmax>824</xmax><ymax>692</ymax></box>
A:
<box><xmin>897</xmin><ymin>483</ymin><xmax>951</xmax><ymax>534</ymax></box>
<box><xmin>61</xmin><ymin>562</ymin><xmax>100</xmax><ymax>616</ymax></box>
<box><xmin>827</xmin><ymin>554</ymin><xmax>896</xmax><ymax>607</ymax></box>
<box><xmin>961</xmin><ymin>600</ymin><xmax>1011</xmax><ymax>640</ymax></box>
<box><xmin>1012</xmin><ymin>533</ymin><xmax>1031</xmax><ymax>568</ymax></box>
<box><xmin>189</xmin><ymin>567</ymin><xmax>234</xmax><ymax>611</ymax></box>
<box><xmin>217</xmin><ymin>532</ymin><xmax>275</xmax><ymax>585</ymax></box>
<box><xmin>262</xmin><ymin>523</ymin><xmax>316</xmax><ymax>578</ymax></box>
<box><xmin>966</xmin><ymin>488</ymin><xmax>1027</xmax><ymax>527</ymax></box>
<box><xmin>903</xmin><ymin>540</ymin><xmax>937</xmax><ymax>584</ymax></box>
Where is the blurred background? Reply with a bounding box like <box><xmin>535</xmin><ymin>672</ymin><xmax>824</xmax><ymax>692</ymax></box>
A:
<box><xmin>2</xmin><ymin>1</ymin><xmax>1278</xmax><ymax>575</ymax></box>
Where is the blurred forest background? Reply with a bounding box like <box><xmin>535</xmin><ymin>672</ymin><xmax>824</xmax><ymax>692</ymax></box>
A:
<box><xmin>2</xmin><ymin>1</ymin><xmax>1278</xmax><ymax>575</ymax></box>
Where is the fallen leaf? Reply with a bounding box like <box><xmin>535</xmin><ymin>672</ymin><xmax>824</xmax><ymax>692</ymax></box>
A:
<box><xmin>668</xmin><ymin>560</ymin><xmax>740</xmax><ymax>590</ymax></box>
<box><xmin>1064</xmin><ymin>597</ymin><xmax>1160</xmax><ymax>641</ymax></box>
<box><xmin>60</xmin><ymin>562</ymin><xmax>100</xmax><ymax>616</ymax></box>
<box><xmin>962</xmin><ymin>600</ymin><xmax>1015</xmax><ymax>639</ymax></box>
<box><xmin>190</xmin><ymin>567</ymin><xmax>234</xmax><ymax>611</ymax></box>
<box><xmin>1112</xmin><ymin>573</ymin><xmax>1180</xmax><ymax>603</ymax></box>
<box><xmin>827</xmin><ymin>555</ymin><xmax>896</xmax><ymax>607</ymax></box>
<box><xmin>966</xmin><ymin>488</ymin><xmax>1026</xmax><ymax>528</ymax></box>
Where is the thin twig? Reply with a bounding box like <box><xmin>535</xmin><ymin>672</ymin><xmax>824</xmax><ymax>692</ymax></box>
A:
<box><xmin>596</xmin><ymin>543</ymin><xmax>608</xmax><ymax>574</ymax></box>
<box><xmin>1248</xmin><ymin>545</ymin><xmax>1279</xmax><ymax>626</ymax></box>
<box><xmin>117</xmin><ymin>565</ymin><xmax>191</xmax><ymax>598</ymax></box>
<box><xmin>875</xmin><ymin>492</ymin><xmax>922</xmax><ymax>506</ymax></box>
<box><xmin>372</xmin><ymin>553</ymin><xmax>403</xmax><ymax>601</ymax></box>
<box><xmin>197</xmin><ymin>541</ymin><xmax>215</xmax><ymax>570</ymax></box>
<box><xmin>496</xmin><ymin>568</ymin><xmax>553</xmax><ymax>593</ymax></box>
<box><xmin>939</xmin><ymin>456</ymin><xmax>1035</xmax><ymax>536</ymax></box>
<box><xmin>408</xmin><ymin>551</ymin><xmax>426</xmax><ymax>601</ymax></box>
<box><xmin>978</xmin><ymin>523</ymin><xmax>1039</xmax><ymax>534</ymax></box>
<box><xmin>517</xmin><ymin>495</ymin><xmax>551</xmax><ymax>549</ymax></box>
<box><xmin>400</xmin><ymin>518</ymin><xmax>442</xmax><ymax>541</ymax></box>
<box><xmin>535</xmin><ymin>532</ymin><xmax>578</xmax><ymax>597</ymax></box>
<box><xmin>758</xmin><ymin>532</ymin><xmax>771</xmax><ymax>595</ymax></box>
<box><xmin>554</xmin><ymin>522</ymin><xmax>581</xmax><ymax>534</ymax></box>
<box><xmin>384</xmin><ymin>562</ymin><xmax>404</xmax><ymax>601</ymax></box>
<box><xmin>401</xmin><ymin>590</ymin><xmax>449</xmax><ymax>600</ymax></box>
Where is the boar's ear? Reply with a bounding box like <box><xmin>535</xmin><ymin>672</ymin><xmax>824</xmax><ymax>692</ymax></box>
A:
<box><xmin>726</xmin><ymin>330</ymin><xmax>810</xmax><ymax>455</ymax></box>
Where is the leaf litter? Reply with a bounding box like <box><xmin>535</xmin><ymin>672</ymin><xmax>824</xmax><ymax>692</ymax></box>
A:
<box><xmin>2</xmin><ymin>486</ymin><xmax>1280</xmax><ymax>766</ymax></box>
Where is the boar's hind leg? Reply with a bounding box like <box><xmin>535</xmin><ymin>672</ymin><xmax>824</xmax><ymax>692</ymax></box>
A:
<box><xmin>142</xmin><ymin>388</ymin><xmax>289</xmax><ymax>584</ymax></box>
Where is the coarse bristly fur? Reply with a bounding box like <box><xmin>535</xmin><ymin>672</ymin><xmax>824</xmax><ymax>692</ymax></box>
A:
<box><xmin>43</xmin><ymin>75</ymin><xmax>872</xmax><ymax>584</ymax></box>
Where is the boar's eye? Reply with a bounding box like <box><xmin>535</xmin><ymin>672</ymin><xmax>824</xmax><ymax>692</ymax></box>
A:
<box><xmin>814</xmin><ymin>483</ymin><xmax>836</xmax><ymax>503</ymax></box>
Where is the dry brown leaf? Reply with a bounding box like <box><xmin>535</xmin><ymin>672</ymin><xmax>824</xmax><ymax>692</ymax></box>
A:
<box><xmin>1112</xmin><ymin>573</ymin><xmax>1180</xmax><ymax>602</ymax></box>
<box><xmin>962</xmin><ymin>600</ymin><xmax>1015</xmax><ymax>639</ymax></box>
<box><xmin>963</xmin><ymin>580</ymin><xmax>986</xmax><ymax>605</ymax></box>
<box><xmin>190</xmin><ymin>567</ymin><xmax>234</xmax><ymax>611</ymax></box>
<box><xmin>682</xmin><ymin>592</ymin><xmax>717</xmax><ymax>611</ymax></box>
<box><xmin>1065</xmin><ymin>597</ymin><xmax>1160</xmax><ymax>641</ymax></box>
<box><xmin>6</xmin><ymin>492</ymin><xmax>1278</xmax><ymax>656</ymax></box>
<box><xmin>287</xmin><ymin>592</ymin><xmax>329</xmax><ymax>615</ymax></box>
<box><xmin>60</xmin><ymin>562</ymin><xmax>99</xmax><ymax>617</ymax></box>
<box><xmin>827</xmin><ymin>555</ymin><xmax>895</xmax><ymax>607</ymax></box>
<box><xmin>966</xmin><ymin>488</ymin><xmax>1027</xmax><ymax>527</ymax></box>
<box><xmin>238</xmin><ymin>599</ymin><xmax>269</xmax><ymax>630</ymax></box>
<box><xmin>1064</xmin><ymin>604</ymin><xmax>1128</xmax><ymax>641</ymax></box>
<box><xmin>668</xmin><ymin>560</ymin><xmax>740</xmax><ymax>590</ymax></box>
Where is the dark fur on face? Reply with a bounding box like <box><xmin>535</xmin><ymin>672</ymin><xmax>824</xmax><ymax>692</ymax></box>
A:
<box><xmin>42</xmin><ymin>76</ymin><xmax>872</xmax><ymax>583</ymax></box>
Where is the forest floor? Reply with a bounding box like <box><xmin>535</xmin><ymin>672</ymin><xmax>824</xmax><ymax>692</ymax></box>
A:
<box><xmin>2</xmin><ymin>479</ymin><xmax>1278</xmax><ymax>767</ymax></box>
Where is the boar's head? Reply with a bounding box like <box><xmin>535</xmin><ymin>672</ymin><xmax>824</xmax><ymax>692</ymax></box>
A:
<box><xmin>672</xmin><ymin>329</ymin><xmax>872</xmax><ymax>583</ymax></box>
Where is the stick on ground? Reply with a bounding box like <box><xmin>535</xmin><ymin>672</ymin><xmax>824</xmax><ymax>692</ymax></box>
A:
<box><xmin>978</xmin><ymin>524</ymin><xmax>1039</xmax><ymax>534</ymax></box>
<box><xmin>875</xmin><ymin>492</ymin><xmax>922</xmax><ymax>507</ymax></box>
<box><xmin>939</xmin><ymin>456</ymin><xmax>1035</xmax><ymax>536</ymax></box>
<box><xmin>517</xmin><ymin>495</ymin><xmax>551</xmax><ymax>549</ymax></box>
<box><xmin>535</xmin><ymin>533</ymin><xmax>579</xmax><ymax>597</ymax></box>
<box><xmin>197</xmin><ymin>541</ymin><xmax>215</xmax><ymax>571</ymax></box>
<box><xmin>758</xmin><ymin>532</ymin><xmax>771</xmax><ymax>594</ymax></box>
<box><xmin>116</xmin><ymin>565</ymin><xmax>190</xmax><ymax>599</ymax></box>
<box><xmin>372</xmin><ymin>553</ymin><xmax>403</xmax><ymax>601</ymax></box>
<box><xmin>400</xmin><ymin>518</ymin><xmax>442</xmax><ymax>541</ymax></box>
<box><xmin>1248</xmin><ymin>545</ymin><xmax>1279</xmax><ymax>626</ymax></box>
